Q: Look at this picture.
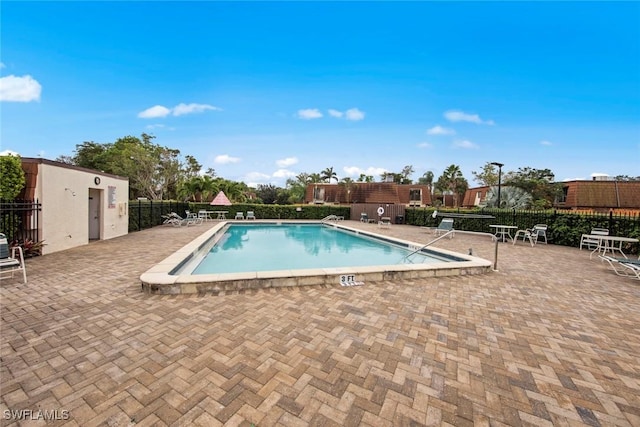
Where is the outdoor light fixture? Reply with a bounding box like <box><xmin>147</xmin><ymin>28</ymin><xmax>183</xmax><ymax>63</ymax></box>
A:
<box><xmin>490</xmin><ymin>162</ymin><xmax>504</xmax><ymax>208</ymax></box>
<box><xmin>65</xmin><ymin>188</ymin><xmax>76</xmax><ymax>196</ymax></box>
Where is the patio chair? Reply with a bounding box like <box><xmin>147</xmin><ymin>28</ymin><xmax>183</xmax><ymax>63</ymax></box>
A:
<box><xmin>234</xmin><ymin>212</ymin><xmax>245</xmax><ymax>220</ymax></box>
<box><xmin>580</xmin><ymin>228</ymin><xmax>609</xmax><ymax>250</ymax></box>
<box><xmin>246</xmin><ymin>211</ymin><xmax>256</xmax><ymax>220</ymax></box>
<box><xmin>378</xmin><ymin>217</ymin><xmax>391</xmax><ymax>229</ymax></box>
<box><xmin>185</xmin><ymin>210</ymin><xmax>203</xmax><ymax>225</ymax></box>
<box><xmin>360</xmin><ymin>213</ymin><xmax>369</xmax><ymax>223</ymax></box>
<box><xmin>434</xmin><ymin>218</ymin><xmax>455</xmax><ymax>238</ymax></box>
<box><xmin>599</xmin><ymin>255</ymin><xmax>640</xmax><ymax>279</ymax></box>
<box><xmin>0</xmin><ymin>233</ymin><xmax>27</xmax><ymax>284</ymax></box>
<box><xmin>166</xmin><ymin>212</ymin><xmax>197</xmax><ymax>227</ymax></box>
<box><xmin>513</xmin><ymin>224</ymin><xmax>548</xmax><ymax>247</ymax></box>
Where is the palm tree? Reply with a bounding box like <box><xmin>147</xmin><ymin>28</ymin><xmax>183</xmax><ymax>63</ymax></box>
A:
<box><xmin>321</xmin><ymin>167</ymin><xmax>338</xmax><ymax>183</ymax></box>
<box><xmin>339</xmin><ymin>177</ymin><xmax>355</xmax><ymax>204</ymax></box>
<box><xmin>419</xmin><ymin>171</ymin><xmax>434</xmax><ymax>198</ymax></box>
<box><xmin>438</xmin><ymin>164</ymin><xmax>468</xmax><ymax>207</ymax></box>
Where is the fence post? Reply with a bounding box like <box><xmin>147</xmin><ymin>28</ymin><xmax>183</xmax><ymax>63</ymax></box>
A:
<box><xmin>138</xmin><ymin>200</ymin><xmax>142</xmax><ymax>231</ymax></box>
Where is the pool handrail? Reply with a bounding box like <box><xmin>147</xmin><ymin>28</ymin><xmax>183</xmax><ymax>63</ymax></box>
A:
<box><xmin>403</xmin><ymin>230</ymin><xmax>500</xmax><ymax>271</ymax></box>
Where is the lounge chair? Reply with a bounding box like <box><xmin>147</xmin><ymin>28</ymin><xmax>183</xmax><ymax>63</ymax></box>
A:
<box><xmin>0</xmin><ymin>233</ymin><xmax>27</xmax><ymax>283</ymax></box>
<box><xmin>599</xmin><ymin>255</ymin><xmax>640</xmax><ymax>279</ymax></box>
<box><xmin>165</xmin><ymin>212</ymin><xmax>197</xmax><ymax>227</ymax></box>
<box><xmin>234</xmin><ymin>212</ymin><xmax>244</xmax><ymax>220</ymax></box>
<box><xmin>378</xmin><ymin>217</ymin><xmax>391</xmax><ymax>229</ymax></box>
<box><xmin>513</xmin><ymin>224</ymin><xmax>548</xmax><ymax>246</ymax></box>
<box><xmin>437</xmin><ymin>218</ymin><xmax>455</xmax><ymax>237</ymax></box>
<box><xmin>246</xmin><ymin>211</ymin><xmax>256</xmax><ymax>220</ymax></box>
<box><xmin>580</xmin><ymin>228</ymin><xmax>609</xmax><ymax>250</ymax></box>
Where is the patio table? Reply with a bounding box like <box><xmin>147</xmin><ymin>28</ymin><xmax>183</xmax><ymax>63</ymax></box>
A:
<box><xmin>210</xmin><ymin>210</ymin><xmax>228</xmax><ymax>220</ymax></box>
<box><xmin>586</xmin><ymin>235</ymin><xmax>639</xmax><ymax>259</ymax></box>
<box><xmin>490</xmin><ymin>224</ymin><xmax>518</xmax><ymax>243</ymax></box>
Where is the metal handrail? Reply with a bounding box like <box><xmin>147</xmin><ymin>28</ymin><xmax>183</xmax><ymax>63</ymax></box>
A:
<box><xmin>403</xmin><ymin>230</ymin><xmax>500</xmax><ymax>271</ymax></box>
<box><xmin>321</xmin><ymin>214</ymin><xmax>343</xmax><ymax>223</ymax></box>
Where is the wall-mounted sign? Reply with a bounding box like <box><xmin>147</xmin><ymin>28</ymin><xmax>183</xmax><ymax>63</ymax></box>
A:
<box><xmin>108</xmin><ymin>186</ymin><xmax>116</xmax><ymax>208</ymax></box>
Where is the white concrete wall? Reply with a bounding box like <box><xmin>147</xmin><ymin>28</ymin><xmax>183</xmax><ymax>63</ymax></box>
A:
<box><xmin>34</xmin><ymin>163</ymin><xmax>129</xmax><ymax>254</ymax></box>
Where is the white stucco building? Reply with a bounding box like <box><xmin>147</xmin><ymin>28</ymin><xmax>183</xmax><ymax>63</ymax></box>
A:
<box><xmin>20</xmin><ymin>158</ymin><xmax>130</xmax><ymax>255</ymax></box>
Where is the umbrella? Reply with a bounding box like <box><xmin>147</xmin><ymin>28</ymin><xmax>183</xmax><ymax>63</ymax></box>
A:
<box><xmin>210</xmin><ymin>191</ymin><xmax>232</xmax><ymax>206</ymax></box>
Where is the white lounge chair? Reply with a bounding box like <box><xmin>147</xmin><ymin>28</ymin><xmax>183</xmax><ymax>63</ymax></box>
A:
<box><xmin>513</xmin><ymin>224</ymin><xmax>548</xmax><ymax>246</ymax></box>
<box><xmin>0</xmin><ymin>233</ymin><xmax>27</xmax><ymax>283</ymax></box>
<box><xmin>599</xmin><ymin>255</ymin><xmax>640</xmax><ymax>279</ymax></box>
<box><xmin>234</xmin><ymin>212</ymin><xmax>244</xmax><ymax>220</ymax></box>
<box><xmin>378</xmin><ymin>217</ymin><xmax>391</xmax><ymax>229</ymax></box>
<box><xmin>246</xmin><ymin>211</ymin><xmax>256</xmax><ymax>220</ymax></box>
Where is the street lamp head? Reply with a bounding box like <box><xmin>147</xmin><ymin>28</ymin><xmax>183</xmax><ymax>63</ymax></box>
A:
<box><xmin>490</xmin><ymin>162</ymin><xmax>504</xmax><ymax>168</ymax></box>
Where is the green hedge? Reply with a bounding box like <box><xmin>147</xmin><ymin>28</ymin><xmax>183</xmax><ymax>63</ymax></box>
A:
<box><xmin>188</xmin><ymin>203</ymin><xmax>350</xmax><ymax>220</ymax></box>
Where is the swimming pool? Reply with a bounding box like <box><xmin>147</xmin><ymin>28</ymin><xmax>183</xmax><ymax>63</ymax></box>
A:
<box><xmin>188</xmin><ymin>224</ymin><xmax>450</xmax><ymax>274</ymax></box>
<box><xmin>140</xmin><ymin>221</ymin><xmax>493</xmax><ymax>294</ymax></box>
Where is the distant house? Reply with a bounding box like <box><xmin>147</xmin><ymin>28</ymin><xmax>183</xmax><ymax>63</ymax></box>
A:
<box><xmin>304</xmin><ymin>182</ymin><xmax>432</xmax><ymax>206</ymax></box>
<box><xmin>461</xmin><ymin>180</ymin><xmax>640</xmax><ymax>211</ymax></box>
<box><xmin>462</xmin><ymin>186</ymin><xmax>492</xmax><ymax>208</ymax></box>
<box><xmin>554</xmin><ymin>180</ymin><xmax>640</xmax><ymax>212</ymax></box>
<box><xmin>18</xmin><ymin>158</ymin><xmax>130</xmax><ymax>255</ymax></box>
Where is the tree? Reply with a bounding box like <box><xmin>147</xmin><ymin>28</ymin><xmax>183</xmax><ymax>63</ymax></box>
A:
<box><xmin>435</xmin><ymin>164</ymin><xmax>469</xmax><ymax>207</ymax></box>
<box><xmin>418</xmin><ymin>171</ymin><xmax>434</xmax><ymax>198</ymax></box>
<box><xmin>338</xmin><ymin>177</ymin><xmax>355</xmax><ymax>203</ymax></box>
<box><xmin>286</xmin><ymin>173</ymin><xmax>311</xmax><ymax>204</ymax></box>
<box><xmin>357</xmin><ymin>173</ymin><xmax>374</xmax><ymax>182</ymax></box>
<box><xmin>400</xmin><ymin>165</ymin><xmax>414</xmax><ymax>184</ymax></box>
<box><xmin>0</xmin><ymin>154</ymin><xmax>26</xmax><ymax>200</ymax></box>
<box><xmin>504</xmin><ymin>167</ymin><xmax>560</xmax><ymax>209</ymax></box>
<box><xmin>321</xmin><ymin>167</ymin><xmax>338</xmax><ymax>183</ymax></box>
<box><xmin>614</xmin><ymin>175</ymin><xmax>640</xmax><ymax>181</ymax></box>
<box><xmin>308</xmin><ymin>173</ymin><xmax>323</xmax><ymax>183</ymax></box>
<box><xmin>256</xmin><ymin>184</ymin><xmax>280</xmax><ymax>204</ymax></box>
<box><xmin>483</xmin><ymin>186</ymin><xmax>531</xmax><ymax>209</ymax></box>
<box><xmin>471</xmin><ymin>162</ymin><xmax>500</xmax><ymax>186</ymax></box>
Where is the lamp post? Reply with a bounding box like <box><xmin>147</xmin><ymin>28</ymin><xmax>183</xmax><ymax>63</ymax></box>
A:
<box><xmin>490</xmin><ymin>162</ymin><xmax>504</xmax><ymax>208</ymax></box>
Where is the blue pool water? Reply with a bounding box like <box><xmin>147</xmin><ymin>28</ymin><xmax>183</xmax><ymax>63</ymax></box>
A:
<box><xmin>190</xmin><ymin>224</ymin><xmax>449</xmax><ymax>275</ymax></box>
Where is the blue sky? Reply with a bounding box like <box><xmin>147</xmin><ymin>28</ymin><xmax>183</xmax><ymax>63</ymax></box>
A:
<box><xmin>1</xmin><ymin>1</ymin><xmax>639</xmax><ymax>187</ymax></box>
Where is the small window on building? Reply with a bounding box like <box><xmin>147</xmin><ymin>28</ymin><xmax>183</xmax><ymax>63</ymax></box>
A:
<box><xmin>557</xmin><ymin>186</ymin><xmax>569</xmax><ymax>203</ymax></box>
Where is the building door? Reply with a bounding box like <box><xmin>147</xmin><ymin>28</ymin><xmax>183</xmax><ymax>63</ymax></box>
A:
<box><xmin>88</xmin><ymin>189</ymin><xmax>101</xmax><ymax>240</ymax></box>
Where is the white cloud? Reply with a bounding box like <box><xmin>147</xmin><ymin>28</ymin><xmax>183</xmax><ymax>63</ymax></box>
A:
<box><xmin>328</xmin><ymin>109</ymin><xmax>343</xmax><ymax>118</ymax></box>
<box><xmin>276</xmin><ymin>157</ymin><xmax>298</xmax><ymax>168</ymax></box>
<box><xmin>0</xmin><ymin>75</ymin><xmax>42</xmax><ymax>102</ymax></box>
<box><xmin>214</xmin><ymin>154</ymin><xmax>241</xmax><ymax>164</ymax></box>
<box><xmin>444</xmin><ymin>110</ymin><xmax>494</xmax><ymax>125</ymax></box>
<box><xmin>426</xmin><ymin>125</ymin><xmax>455</xmax><ymax>135</ymax></box>
<box><xmin>272</xmin><ymin>169</ymin><xmax>296</xmax><ymax>179</ymax></box>
<box><xmin>417</xmin><ymin>142</ymin><xmax>433</xmax><ymax>149</ymax></box>
<box><xmin>138</xmin><ymin>102</ymin><xmax>221</xmax><ymax>118</ymax></box>
<box><xmin>345</xmin><ymin>108</ymin><xmax>365</xmax><ymax>121</ymax></box>
<box><xmin>244</xmin><ymin>172</ymin><xmax>271</xmax><ymax>187</ymax></box>
<box><xmin>452</xmin><ymin>139</ymin><xmax>479</xmax><ymax>149</ymax></box>
<box><xmin>0</xmin><ymin>150</ymin><xmax>20</xmax><ymax>156</ymax></box>
<box><xmin>343</xmin><ymin>166</ymin><xmax>388</xmax><ymax>178</ymax></box>
<box><xmin>172</xmin><ymin>103</ymin><xmax>220</xmax><ymax>116</ymax></box>
<box><xmin>540</xmin><ymin>140</ymin><xmax>553</xmax><ymax>146</ymax></box>
<box><xmin>297</xmin><ymin>108</ymin><xmax>323</xmax><ymax>119</ymax></box>
<box><xmin>138</xmin><ymin>105</ymin><xmax>171</xmax><ymax>118</ymax></box>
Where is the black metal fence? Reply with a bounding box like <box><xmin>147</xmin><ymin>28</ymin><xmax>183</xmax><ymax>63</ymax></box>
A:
<box><xmin>0</xmin><ymin>199</ymin><xmax>41</xmax><ymax>244</ymax></box>
<box><xmin>128</xmin><ymin>199</ymin><xmax>190</xmax><ymax>232</ymax></box>
<box><xmin>406</xmin><ymin>207</ymin><xmax>640</xmax><ymax>253</ymax></box>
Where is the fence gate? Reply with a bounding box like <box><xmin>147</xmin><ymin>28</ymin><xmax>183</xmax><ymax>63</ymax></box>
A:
<box><xmin>0</xmin><ymin>199</ymin><xmax>42</xmax><ymax>243</ymax></box>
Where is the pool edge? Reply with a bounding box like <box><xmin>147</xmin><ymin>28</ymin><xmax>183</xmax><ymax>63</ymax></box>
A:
<box><xmin>140</xmin><ymin>220</ymin><xmax>493</xmax><ymax>295</ymax></box>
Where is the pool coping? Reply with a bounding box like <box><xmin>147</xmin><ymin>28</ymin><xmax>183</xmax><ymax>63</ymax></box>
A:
<box><xmin>140</xmin><ymin>220</ymin><xmax>493</xmax><ymax>294</ymax></box>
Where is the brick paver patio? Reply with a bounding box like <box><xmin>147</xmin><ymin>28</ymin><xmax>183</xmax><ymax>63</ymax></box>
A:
<box><xmin>1</xmin><ymin>221</ymin><xmax>639</xmax><ymax>426</ymax></box>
